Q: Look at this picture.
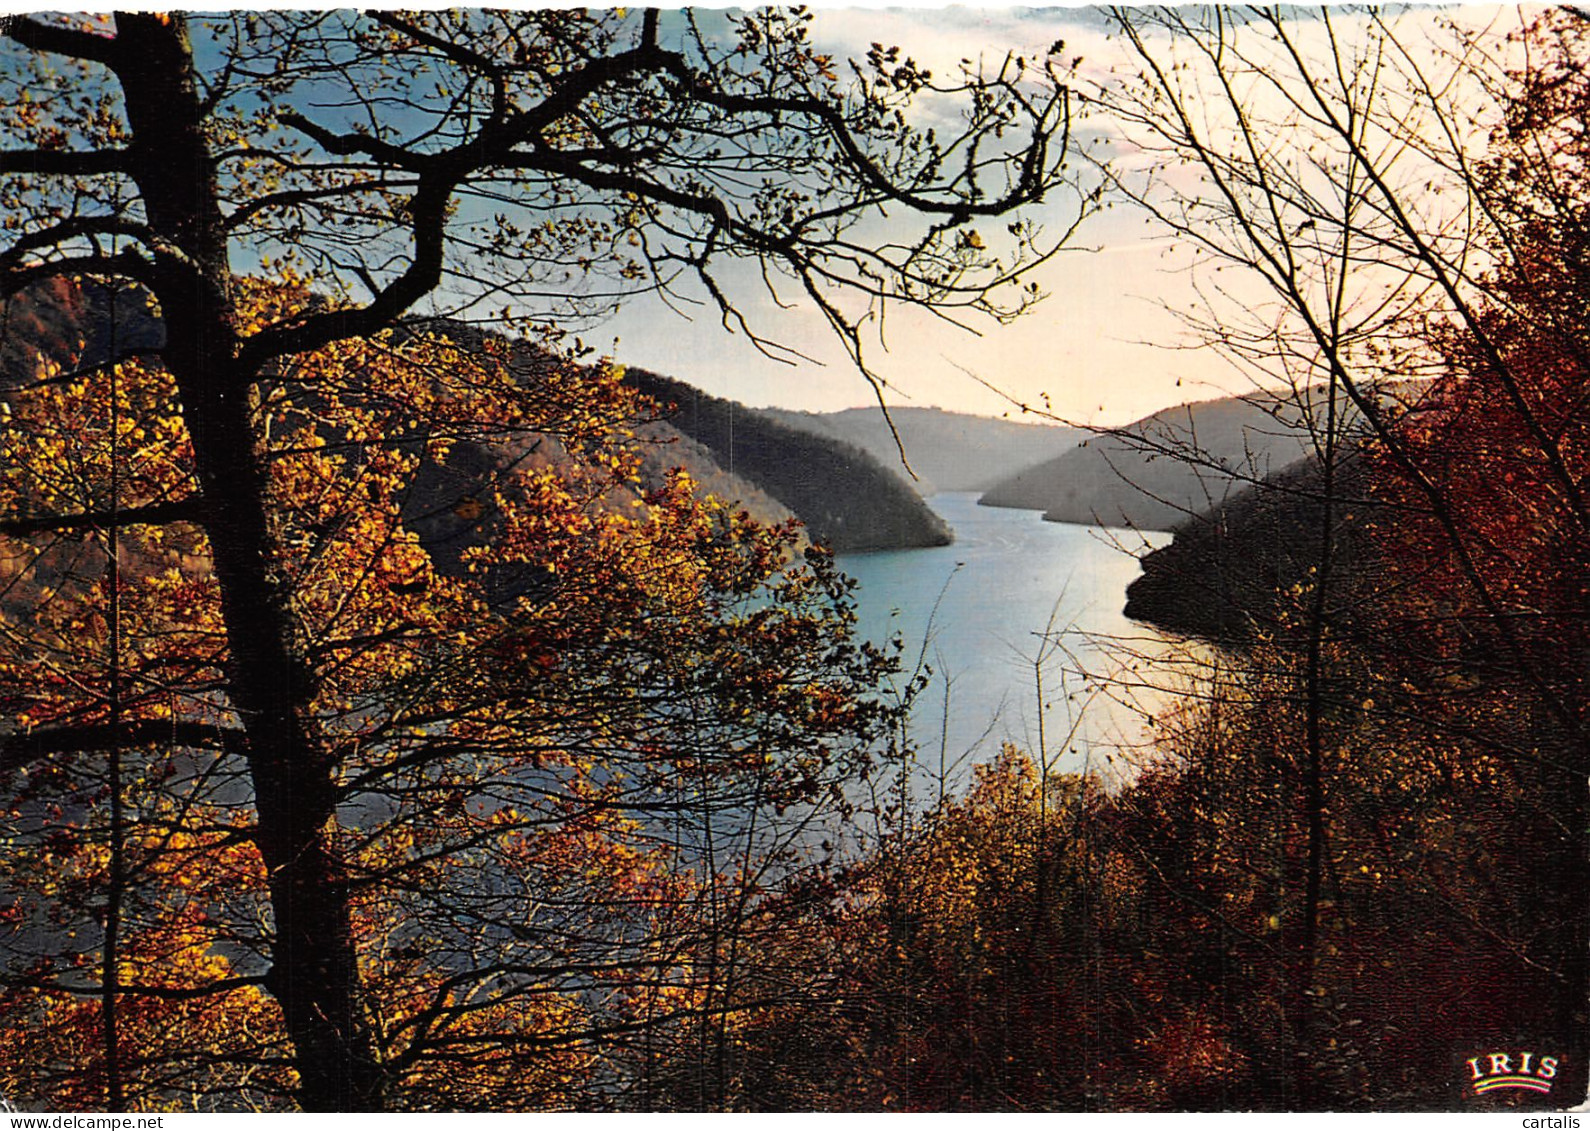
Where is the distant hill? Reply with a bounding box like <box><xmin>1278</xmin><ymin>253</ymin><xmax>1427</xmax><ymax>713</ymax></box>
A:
<box><xmin>624</xmin><ymin>370</ymin><xmax>952</xmax><ymax>553</ymax></box>
<box><xmin>763</xmin><ymin>405</ymin><xmax>1080</xmax><ymax>494</ymax></box>
<box><xmin>979</xmin><ymin>385</ymin><xmax>1420</xmax><ymax>531</ymax></box>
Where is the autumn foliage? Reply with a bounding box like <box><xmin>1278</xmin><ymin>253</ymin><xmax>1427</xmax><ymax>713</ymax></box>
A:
<box><xmin>0</xmin><ymin>277</ymin><xmax>904</xmax><ymax>1110</ymax></box>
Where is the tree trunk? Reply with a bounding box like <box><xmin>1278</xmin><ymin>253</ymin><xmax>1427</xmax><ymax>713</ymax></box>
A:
<box><xmin>113</xmin><ymin>15</ymin><xmax>385</xmax><ymax>1110</ymax></box>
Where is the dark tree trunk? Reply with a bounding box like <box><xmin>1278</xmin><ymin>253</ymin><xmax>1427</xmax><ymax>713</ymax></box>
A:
<box><xmin>112</xmin><ymin>14</ymin><xmax>385</xmax><ymax>1110</ymax></box>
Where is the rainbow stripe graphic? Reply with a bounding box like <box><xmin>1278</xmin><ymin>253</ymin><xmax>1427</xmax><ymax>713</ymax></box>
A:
<box><xmin>1473</xmin><ymin>1075</ymin><xmax>1553</xmax><ymax>1094</ymax></box>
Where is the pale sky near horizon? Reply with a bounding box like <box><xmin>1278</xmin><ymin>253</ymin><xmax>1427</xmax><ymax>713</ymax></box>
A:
<box><xmin>593</xmin><ymin>3</ymin><xmax>1506</xmax><ymax>429</ymax></box>
<box><xmin>598</xmin><ymin>5</ymin><xmax>1227</xmax><ymax>430</ymax></box>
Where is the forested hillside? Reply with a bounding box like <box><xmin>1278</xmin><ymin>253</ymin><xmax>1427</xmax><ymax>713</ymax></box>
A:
<box><xmin>979</xmin><ymin>390</ymin><xmax>1321</xmax><ymax>529</ymax></box>
<box><xmin>980</xmin><ymin>383</ymin><xmax>1423</xmax><ymax>530</ymax></box>
<box><xmin>625</xmin><ymin>369</ymin><xmax>952</xmax><ymax>552</ymax></box>
<box><xmin>1122</xmin><ymin>452</ymin><xmax>1384</xmax><ymax>642</ymax></box>
<box><xmin>3</xmin><ymin>280</ymin><xmax>947</xmax><ymax>556</ymax></box>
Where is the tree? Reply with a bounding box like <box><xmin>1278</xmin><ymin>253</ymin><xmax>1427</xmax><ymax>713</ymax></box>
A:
<box><xmin>1098</xmin><ymin>4</ymin><xmax>1590</xmax><ymax>1104</ymax></box>
<box><xmin>0</xmin><ymin>10</ymin><xmax>1082</xmax><ymax>1111</ymax></box>
<box><xmin>0</xmin><ymin>279</ymin><xmax>905</xmax><ymax>1110</ymax></box>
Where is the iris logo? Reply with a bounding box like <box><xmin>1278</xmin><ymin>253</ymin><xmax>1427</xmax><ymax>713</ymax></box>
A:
<box><xmin>1467</xmin><ymin>1051</ymin><xmax>1559</xmax><ymax>1095</ymax></box>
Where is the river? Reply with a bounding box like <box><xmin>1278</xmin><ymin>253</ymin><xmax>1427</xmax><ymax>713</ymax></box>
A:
<box><xmin>835</xmin><ymin>492</ymin><xmax>1176</xmax><ymax>788</ymax></box>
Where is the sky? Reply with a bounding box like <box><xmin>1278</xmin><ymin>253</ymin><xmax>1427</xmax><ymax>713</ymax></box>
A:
<box><xmin>598</xmin><ymin>6</ymin><xmax>1226</xmax><ymax>429</ymax></box>
<box><xmin>590</xmin><ymin>3</ymin><xmax>1514</xmax><ymax>429</ymax></box>
<box><xmin>3</xmin><ymin>3</ymin><xmax>1493</xmax><ymax>430</ymax></box>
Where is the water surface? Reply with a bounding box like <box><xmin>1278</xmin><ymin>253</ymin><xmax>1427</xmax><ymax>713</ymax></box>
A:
<box><xmin>836</xmin><ymin>493</ymin><xmax>1174</xmax><ymax>787</ymax></box>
